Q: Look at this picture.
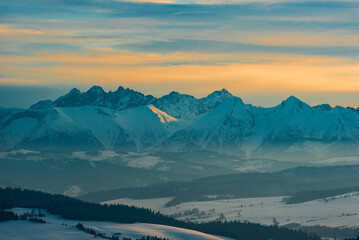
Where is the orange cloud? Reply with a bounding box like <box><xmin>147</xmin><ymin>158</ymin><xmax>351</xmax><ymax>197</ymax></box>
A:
<box><xmin>0</xmin><ymin>50</ymin><xmax>358</xmax><ymax>97</ymax></box>
<box><xmin>0</xmin><ymin>24</ymin><xmax>103</xmax><ymax>44</ymax></box>
<box><xmin>0</xmin><ymin>25</ymin><xmax>44</xmax><ymax>35</ymax></box>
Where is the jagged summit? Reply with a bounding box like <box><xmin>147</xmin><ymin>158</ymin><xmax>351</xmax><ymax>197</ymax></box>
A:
<box><xmin>280</xmin><ymin>95</ymin><xmax>310</xmax><ymax>110</ymax></box>
<box><xmin>117</xmin><ymin>86</ymin><xmax>125</xmax><ymax>92</ymax></box>
<box><xmin>218</xmin><ymin>88</ymin><xmax>231</xmax><ymax>95</ymax></box>
<box><xmin>168</xmin><ymin>91</ymin><xmax>181</xmax><ymax>96</ymax></box>
<box><xmin>205</xmin><ymin>88</ymin><xmax>232</xmax><ymax>97</ymax></box>
<box><xmin>116</xmin><ymin>86</ymin><xmax>140</xmax><ymax>95</ymax></box>
<box><xmin>68</xmin><ymin>88</ymin><xmax>81</xmax><ymax>95</ymax></box>
<box><xmin>153</xmin><ymin>91</ymin><xmax>203</xmax><ymax>120</ymax></box>
<box><xmin>282</xmin><ymin>95</ymin><xmax>301</xmax><ymax>104</ymax></box>
<box><xmin>86</xmin><ymin>85</ymin><xmax>105</xmax><ymax>95</ymax></box>
<box><xmin>30</xmin><ymin>100</ymin><xmax>53</xmax><ymax>110</ymax></box>
<box><xmin>101</xmin><ymin>86</ymin><xmax>155</xmax><ymax>110</ymax></box>
<box><xmin>201</xmin><ymin>88</ymin><xmax>234</xmax><ymax>109</ymax></box>
<box><xmin>114</xmin><ymin>86</ymin><xmax>151</xmax><ymax>97</ymax></box>
<box><xmin>270</xmin><ymin>96</ymin><xmax>312</xmax><ymax>120</ymax></box>
<box><xmin>313</xmin><ymin>104</ymin><xmax>332</xmax><ymax>112</ymax></box>
<box><xmin>54</xmin><ymin>88</ymin><xmax>84</xmax><ymax>107</ymax></box>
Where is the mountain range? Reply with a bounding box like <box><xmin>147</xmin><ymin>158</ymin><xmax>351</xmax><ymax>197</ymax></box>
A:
<box><xmin>1</xmin><ymin>86</ymin><xmax>358</xmax><ymax>161</ymax></box>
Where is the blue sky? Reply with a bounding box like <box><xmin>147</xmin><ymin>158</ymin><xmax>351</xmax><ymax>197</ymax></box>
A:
<box><xmin>0</xmin><ymin>0</ymin><xmax>358</xmax><ymax>107</ymax></box>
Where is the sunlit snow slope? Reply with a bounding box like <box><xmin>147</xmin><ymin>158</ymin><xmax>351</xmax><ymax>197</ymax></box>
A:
<box><xmin>0</xmin><ymin>208</ymin><xmax>233</xmax><ymax>240</ymax></box>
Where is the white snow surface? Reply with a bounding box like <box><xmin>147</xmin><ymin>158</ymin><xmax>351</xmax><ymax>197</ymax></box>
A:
<box><xmin>102</xmin><ymin>193</ymin><xmax>359</xmax><ymax>228</ymax></box>
<box><xmin>0</xmin><ymin>117</ymin><xmax>38</xmax><ymax>148</ymax></box>
<box><xmin>54</xmin><ymin>106</ymin><xmax>124</xmax><ymax>147</ymax></box>
<box><xmin>115</xmin><ymin>105</ymin><xmax>182</xmax><ymax>148</ymax></box>
<box><xmin>72</xmin><ymin>151</ymin><xmax>121</xmax><ymax>161</ymax></box>
<box><xmin>126</xmin><ymin>156</ymin><xmax>162</xmax><ymax>168</ymax></box>
<box><xmin>0</xmin><ymin>220</ymin><xmax>92</xmax><ymax>240</ymax></box>
<box><xmin>0</xmin><ymin>208</ymin><xmax>233</xmax><ymax>240</ymax></box>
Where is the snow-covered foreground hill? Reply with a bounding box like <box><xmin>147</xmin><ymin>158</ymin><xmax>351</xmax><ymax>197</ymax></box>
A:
<box><xmin>0</xmin><ymin>208</ymin><xmax>233</xmax><ymax>240</ymax></box>
<box><xmin>102</xmin><ymin>192</ymin><xmax>359</xmax><ymax>228</ymax></box>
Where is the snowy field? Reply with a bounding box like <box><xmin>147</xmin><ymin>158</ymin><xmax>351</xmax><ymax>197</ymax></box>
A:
<box><xmin>311</xmin><ymin>156</ymin><xmax>359</xmax><ymax>166</ymax></box>
<box><xmin>102</xmin><ymin>192</ymin><xmax>359</xmax><ymax>228</ymax></box>
<box><xmin>0</xmin><ymin>208</ymin><xmax>233</xmax><ymax>240</ymax></box>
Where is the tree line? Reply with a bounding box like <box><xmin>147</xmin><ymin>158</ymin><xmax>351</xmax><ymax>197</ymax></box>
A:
<box><xmin>0</xmin><ymin>209</ymin><xmax>46</xmax><ymax>223</ymax></box>
<box><xmin>0</xmin><ymin>187</ymin><xmax>320</xmax><ymax>240</ymax></box>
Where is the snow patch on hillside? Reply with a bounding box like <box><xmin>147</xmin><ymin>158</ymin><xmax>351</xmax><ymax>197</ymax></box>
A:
<box><xmin>127</xmin><ymin>156</ymin><xmax>162</xmax><ymax>169</ymax></box>
<box><xmin>313</xmin><ymin>156</ymin><xmax>359</xmax><ymax>165</ymax></box>
<box><xmin>72</xmin><ymin>151</ymin><xmax>121</xmax><ymax>161</ymax></box>
<box><xmin>0</xmin><ymin>208</ymin><xmax>233</xmax><ymax>240</ymax></box>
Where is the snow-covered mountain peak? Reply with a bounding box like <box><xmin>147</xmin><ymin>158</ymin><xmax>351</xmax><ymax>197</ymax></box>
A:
<box><xmin>101</xmin><ymin>86</ymin><xmax>155</xmax><ymax>110</ymax></box>
<box><xmin>116</xmin><ymin>86</ymin><xmax>133</xmax><ymax>94</ymax></box>
<box><xmin>117</xmin><ymin>86</ymin><xmax>125</xmax><ymax>92</ymax></box>
<box><xmin>201</xmin><ymin>89</ymin><xmax>234</xmax><ymax>110</ymax></box>
<box><xmin>279</xmin><ymin>96</ymin><xmax>310</xmax><ymax>111</ymax></box>
<box><xmin>206</xmin><ymin>88</ymin><xmax>233</xmax><ymax>98</ymax></box>
<box><xmin>68</xmin><ymin>88</ymin><xmax>82</xmax><ymax>95</ymax></box>
<box><xmin>153</xmin><ymin>92</ymin><xmax>204</xmax><ymax>120</ymax></box>
<box><xmin>113</xmin><ymin>86</ymin><xmax>138</xmax><ymax>97</ymax></box>
<box><xmin>190</xmin><ymin>97</ymin><xmax>250</xmax><ymax>133</ymax></box>
<box><xmin>161</xmin><ymin>91</ymin><xmax>195</xmax><ymax>100</ymax></box>
<box><xmin>217</xmin><ymin>97</ymin><xmax>247</xmax><ymax>117</ymax></box>
<box><xmin>30</xmin><ymin>100</ymin><xmax>54</xmax><ymax>110</ymax></box>
<box><xmin>56</xmin><ymin>88</ymin><xmax>82</xmax><ymax>101</ymax></box>
<box><xmin>53</xmin><ymin>86</ymin><xmax>107</xmax><ymax>108</ymax></box>
<box><xmin>313</xmin><ymin>104</ymin><xmax>332</xmax><ymax>112</ymax></box>
<box><xmin>86</xmin><ymin>85</ymin><xmax>105</xmax><ymax>95</ymax></box>
<box><xmin>218</xmin><ymin>88</ymin><xmax>232</xmax><ymax>96</ymax></box>
<box><xmin>82</xmin><ymin>86</ymin><xmax>106</xmax><ymax>106</ymax></box>
<box><xmin>114</xmin><ymin>86</ymin><xmax>151</xmax><ymax>98</ymax></box>
<box><xmin>54</xmin><ymin>88</ymin><xmax>84</xmax><ymax>107</ymax></box>
<box><xmin>156</xmin><ymin>91</ymin><xmax>196</xmax><ymax>103</ymax></box>
<box><xmin>332</xmin><ymin>105</ymin><xmax>349</xmax><ymax>113</ymax></box>
<box><xmin>168</xmin><ymin>91</ymin><xmax>181</xmax><ymax>96</ymax></box>
<box><xmin>282</xmin><ymin>95</ymin><xmax>301</xmax><ymax>104</ymax></box>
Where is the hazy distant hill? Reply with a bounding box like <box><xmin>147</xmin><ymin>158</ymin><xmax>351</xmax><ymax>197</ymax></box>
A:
<box><xmin>79</xmin><ymin>165</ymin><xmax>359</xmax><ymax>205</ymax></box>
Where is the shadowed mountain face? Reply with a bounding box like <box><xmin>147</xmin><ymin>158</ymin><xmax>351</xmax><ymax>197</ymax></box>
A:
<box><xmin>0</xmin><ymin>86</ymin><xmax>358</xmax><ymax>160</ymax></box>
